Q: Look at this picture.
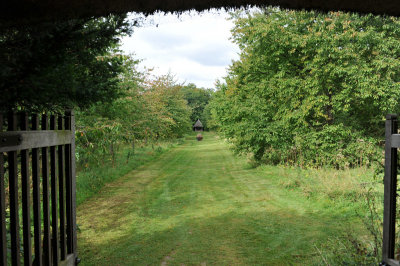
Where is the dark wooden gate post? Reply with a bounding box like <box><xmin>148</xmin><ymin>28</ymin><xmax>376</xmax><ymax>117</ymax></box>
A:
<box><xmin>65</xmin><ymin>109</ymin><xmax>79</xmax><ymax>264</ymax></box>
<box><xmin>382</xmin><ymin>114</ymin><xmax>398</xmax><ymax>265</ymax></box>
<box><xmin>0</xmin><ymin>114</ymin><xmax>6</xmax><ymax>266</ymax></box>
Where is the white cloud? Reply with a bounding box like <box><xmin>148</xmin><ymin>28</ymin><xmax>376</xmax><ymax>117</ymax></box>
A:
<box><xmin>120</xmin><ymin>9</ymin><xmax>240</xmax><ymax>88</ymax></box>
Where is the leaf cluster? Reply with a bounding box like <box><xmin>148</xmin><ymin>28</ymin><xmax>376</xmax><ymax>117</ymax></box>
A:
<box><xmin>211</xmin><ymin>9</ymin><xmax>400</xmax><ymax>168</ymax></box>
<box><xmin>0</xmin><ymin>14</ymin><xmax>132</xmax><ymax>112</ymax></box>
<box><xmin>75</xmin><ymin>59</ymin><xmax>192</xmax><ymax>167</ymax></box>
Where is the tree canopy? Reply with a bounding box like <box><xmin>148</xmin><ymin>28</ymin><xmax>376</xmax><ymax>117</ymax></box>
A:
<box><xmin>75</xmin><ymin>58</ymin><xmax>193</xmax><ymax>167</ymax></box>
<box><xmin>210</xmin><ymin>9</ymin><xmax>400</xmax><ymax>167</ymax></box>
<box><xmin>180</xmin><ymin>83</ymin><xmax>213</xmax><ymax>129</ymax></box>
<box><xmin>0</xmin><ymin>14</ymin><xmax>132</xmax><ymax>112</ymax></box>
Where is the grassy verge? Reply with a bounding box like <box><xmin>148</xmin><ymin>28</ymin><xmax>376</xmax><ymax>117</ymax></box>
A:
<box><xmin>77</xmin><ymin>132</ymin><xmax>381</xmax><ymax>265</ymax></box>
<box><xmin>76</xmin><ymin>138</ymin><xmax>185</xmax><ymax>206</ymax></box>
<box><xmin>267</xmin><ymin>165</ymin><xmax>383</xmax><ymax>264</ymax></box>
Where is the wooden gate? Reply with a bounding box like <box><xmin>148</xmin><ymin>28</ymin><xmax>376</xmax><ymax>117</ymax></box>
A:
<box><xmin>0</xmin><ymin>110</ymin><xmax>78</xmax><ymax>265</ymax></box>
<box><xmin>382</xmin><ymin>114</ymin><xmax>399</xmax><ymax>266</ymax></box>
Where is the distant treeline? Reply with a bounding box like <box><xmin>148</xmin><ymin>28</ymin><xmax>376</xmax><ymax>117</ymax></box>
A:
<box><xmin>75</xmin><ymin>57</ymin><xmax>213</xmax><ymax>167</ymax></box>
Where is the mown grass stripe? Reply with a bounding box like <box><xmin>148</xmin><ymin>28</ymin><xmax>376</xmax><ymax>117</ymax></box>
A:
<box><xmin>77</xmin><ymin>132</ymin><xmax>373</xmax><ymax>265</ymax></box>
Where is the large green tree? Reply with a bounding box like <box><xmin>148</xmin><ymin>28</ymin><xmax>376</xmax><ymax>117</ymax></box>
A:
<box><xmin>212</xmin><ymin>9</ymin><xmax>400</xmax><ymax>167</ymax></box>
<box><xmin>142</xmin><ymin>74</ymin><xmax>192</xmax><ymax>139</ymax></box>
<box><xmin>0</xmin><ymin>14</ymin><xmax>132</xmax><ymax>112</ymax></box>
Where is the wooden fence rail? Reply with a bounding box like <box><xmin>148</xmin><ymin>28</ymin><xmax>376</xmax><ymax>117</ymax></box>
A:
<box><xmin>0</xmin><ymin>110</ymin><xmax>77</xmax><ymax>266</ymax></box>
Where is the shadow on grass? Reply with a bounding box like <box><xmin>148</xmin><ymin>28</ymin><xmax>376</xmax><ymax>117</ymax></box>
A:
<box><xmin>78</xmin><ymin>207</ymin><xmax>347</xmax><ymax>266</ymax></box>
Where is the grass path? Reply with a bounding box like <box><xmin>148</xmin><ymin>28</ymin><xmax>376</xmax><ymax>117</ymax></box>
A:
<box><xmin>77</xmin><ymin>132</ymin><xmax>365</xmax><ymax>265</ymax></box>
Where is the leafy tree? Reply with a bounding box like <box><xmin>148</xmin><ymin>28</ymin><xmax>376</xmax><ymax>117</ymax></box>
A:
<box><xmin>142</xmin><ymin>73</ymin><xmax>192</xmax><ymax>139</ymax></box>
<box><xmin>212</xmin><ymin>9</ymin><xmax>400</xmax><ymax>167</ymax></box>
<box><xmin>0</xmin><ymin>14</ymin><xmax>132</xmax><ymax>112</ymax></box>
<box><xmin>203</xmin><ymin>81</ymin><xmax>229</xmax><ymax>131</ymax></box>
<box><xmin>76</xmin><ymin>65</ymin><xmax>193</xmax><ymax>168</ymax></box>
<box><xmin>180</xmin><ymin>83</ymin><xmax>213</xmax><ymax>129</ymax></box>
<box><xmin>75</xmin><ymin>55</ymin><xmax>144</xmax><ymax>167</ymax></box>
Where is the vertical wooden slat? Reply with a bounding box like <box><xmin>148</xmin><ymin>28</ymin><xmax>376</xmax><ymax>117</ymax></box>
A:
<box><xmin>382</xmin><ymin>114</ymin><xmax>398</xmax><ymax>263</ymax></box>
<box><xmin>0</xmin><ymin>111</ymin><xmax>77</xmax><ymax>265</ymax></box>
<box><xmin>8</xmin><ymin>112</ymin><xmax>20</xmax><ymax>266</ymax></box>
<box><xmin>69</xmin><ymin>110</ymin><xmax>78</xmax><ymax>261</ymax></box>
<box><xmin>0</xmin><ymin>114</ymin><xmax>7</xmax><ymax>266</ymax></box>
<box><xmin>31</xmin><ymin>114</ymin><xmax>42</xmax><ymax>266</ymax></box>
<box><xmin>50</xmin><ymin>115</ymin><xmax>59</xmax><ymax>265</ymax></box>
<box><xmin>20</xmin><ymin>113</ymin><xmax>32</xmax><ymax>266</ymax></box>
<box><xmin>58</xmin><ymin>116</ymin><xmax>66</xmax><ymax>260</ymax></box>
<box><xmin>41</xmin><ymin>115</ymin><xmax>51</xmax><ymax>266</ymax></box>
<box><xmin>65</xmin><ymin>112</ymin><xmax>73</xmax><ymax>255</ymax></box>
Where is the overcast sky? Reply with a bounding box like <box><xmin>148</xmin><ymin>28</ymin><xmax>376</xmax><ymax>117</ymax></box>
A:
<box><xmin>120</xmin><ymin>9</ymin><xmax>240</xmax><ymax>89</ymax></box>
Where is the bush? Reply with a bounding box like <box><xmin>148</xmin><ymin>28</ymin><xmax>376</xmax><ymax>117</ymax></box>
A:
<box><xmin>210</xmin><ymin>9</ymin><xmax>400</xmax><ymax>168</ymax></box>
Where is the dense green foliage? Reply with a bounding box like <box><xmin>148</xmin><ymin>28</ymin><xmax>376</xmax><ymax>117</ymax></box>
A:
<box><xmin>210</xmin><ymin>9</ymin><xmax>400</xmax><ymax>167</ymax></box>
<box><xmin>181</xmin><ymin>83</ymin><xmax>213</xmax><ymax>129</ymax></box>
<box><xmin>75</xmin><ymin>56</ymin><xmax>192</xmax><ymax>170</ymax></box>
<box><xmin>0</xmin><ymin>15</ymin><xmax>131</xmax><ymax>112</ymax></box>
<box><xmin>142</xmin><ymin>74</ymin><xmax>192</xmax><ymax>139</ymax></box>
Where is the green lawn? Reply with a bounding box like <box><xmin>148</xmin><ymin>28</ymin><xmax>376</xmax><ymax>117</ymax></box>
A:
<box><xmin>77</xmin><ymin>132</ymin><xmax>376</xmax><ymax>265</ymax></box>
